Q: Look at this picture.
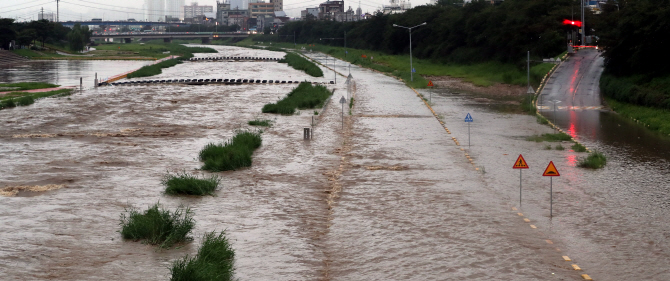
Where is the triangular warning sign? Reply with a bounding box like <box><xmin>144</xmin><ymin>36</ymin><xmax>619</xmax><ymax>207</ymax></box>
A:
<box><xmin>427</xmin><ymin>81</ymin><xmax>434</xmax><ymax>87</ymax></box>
<box><xmin>542</xmin><ymin>161</ymin><xmax>560</xmax><ymax>176</ymax></box>
<box><xmin>513</xmin><ymin>154</ymin><xmax>529</xmax><ymax>169</ymax></box>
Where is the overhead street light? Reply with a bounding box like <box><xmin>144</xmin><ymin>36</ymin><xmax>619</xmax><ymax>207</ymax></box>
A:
<box><xmin>393</xmin><ymin>22</ymin><xmax>426</xmax><ymax>82</ymax></box>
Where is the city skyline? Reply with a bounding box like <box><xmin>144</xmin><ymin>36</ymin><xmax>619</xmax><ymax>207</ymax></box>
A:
<box><xmin>0</xmin><ymin>0</ymin><xmax>431</xmax><ymax>21</ymax></box>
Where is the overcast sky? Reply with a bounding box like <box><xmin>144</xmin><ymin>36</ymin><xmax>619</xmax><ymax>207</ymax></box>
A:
<box><xmin>1</xmin><ymin>0</ymin><xmax>432</xmax><ymax>21</ymax></box>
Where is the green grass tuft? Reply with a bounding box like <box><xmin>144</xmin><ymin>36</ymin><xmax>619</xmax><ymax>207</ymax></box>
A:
<box><xmin>262</xmin><ymin>82</ymin><xmax>331</xmax><ymax>115</ymax></box>
<box><xmin>555</xmin><ymin>144</ymin><xmax>564</xmax><ymax>150</ymax></box>
<box><xmin>248</xmin><ymin>119</ymin><xmax>272</xmax><ymax>127</ymax></box>
<box><xmin>578</xmin><ymin>151</ymin><xmax>607</xmax><ymax>169</ymax></box>
<box><xmin>279</xmin><ymin>52</ymin><xmax>323</xmax><ymax>77</ymax></box>
<box><xmin>526</xmin><ymin>133</ymin><xmax>572</xmax><ymax>142</ymax></box>
<box><xmin>162</xmin><ymin>172</ymin><xmax>220</xmax><ymax>196</ymax></box>
<box><xmin>544</xmin><ymin>144</ymin><xmax>552</xmax><ymax>150</ymax></box>
<box><xmin>127</xmin><ymin>59</ymin><xmax>182</xmax><ymax>78</ymax></box>
<box><xmin>537</xmin><ymin>115</ymin><xmax>549</xmax><ymax>124</ymax></box>
<box><xmin>119</xmin><ymin>203</ymin><xmax>195</xmax><ymax>248</ymax></box>
<box><xmin>0</xmin><ymin>82</ymin><xmax>59</xmax><ymax>91</ymax></box>
<box><xmin>170</xmin><ymin>231</ymin><xmax>235</xmax><ymax>281</ymax></box>
<box><xmin>0</xmin><ymin>89</ymin><xmax>72</xmax><ymax>110</ymax></box>
<box><xmin>16</xmin><ymin>96</ymin><xmax>35</xmax><ymax>106</ymax></box>
<box><xmin>572</xmin><ymin>143</ymin><xmax>587</xmax><ymax>152</ymax></box>
<box><xmin>199</xmin><ymin>131</ymin><xmax>263</xmax><ymax>172</ymax></box>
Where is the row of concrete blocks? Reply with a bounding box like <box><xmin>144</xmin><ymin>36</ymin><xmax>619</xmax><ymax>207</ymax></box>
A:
<box><xmin>99</xmin><ymin>78</ymin><xmax>336</xmax><ymax>87</ymax></box>
<box><xmin>189</xmin><ymin>57</ymin><xmax>281</xmax><ymax>61</ymax></box>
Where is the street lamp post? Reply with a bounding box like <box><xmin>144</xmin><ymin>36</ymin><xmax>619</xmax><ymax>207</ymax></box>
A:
<box><xmin>320</xmin><ymin>31</ymin><xmax>347</xmax><ymax>57</ymax></box>
<box><xmin>393</xmin><ymin>22</ymin><xmax>426</xmax><ymax>82</ymax></box>
<box><xmin>278</xmin><ymin>31</ymin><xmax>296</xmax><ymax>46</ymax></box>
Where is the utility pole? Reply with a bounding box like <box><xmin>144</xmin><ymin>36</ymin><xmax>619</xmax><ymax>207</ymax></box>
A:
<box><xmin>56</xmin><ymin>0</ymin><xmax>59</xmax><ymax>22</ymax></box>
<box><xmin>41</xmin><ymin>7</ymin><xmax>44</xmax><ymax>21</ymax></box>
<box><xmin>582</xmin><ymin>0</ymin><xmax>586</xmax><ymax>44</ymax></box>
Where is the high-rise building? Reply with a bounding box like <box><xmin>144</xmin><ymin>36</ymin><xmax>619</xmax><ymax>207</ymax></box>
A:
<box><xmin>270</xmin><ymin>0</ymin><xmax>283</xmax><ymax>11</ymax></box>
<box><xmin>166</xmin><ymin>0</ymin><xmax>186</xmax><ymax>19</ymax></box>
<box><xmin>183</xmin><ymin>2</ymin><xmax>214</xmax><ymax>19</ymax></box>
<box><xmin>145</xmin><ymin>0</ymin><xmax>165</xmax><ymax>21</ymax></box>
<box><xmin>229</xmin><ymin>0</ymin><xmax>246</xmax><ymax>10</ymax></box>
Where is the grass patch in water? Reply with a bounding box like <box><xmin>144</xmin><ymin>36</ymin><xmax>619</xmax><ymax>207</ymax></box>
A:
<box><xmin>279</xmin><ymin>52</ymin><xmax>323</xmax><ymax>77</ymax></box>
<box><xmin>199</xmin><ymin>131</ymin><xmax>262</xmax><ymax>172</ymax></box>
<box><xmin>248</xmin><ymin>119</ymin><xmax>272</xmax><ymax>127</ymax></box>
<box><xmin>119</xmin><ymin>202</ymin><xmax>195</xmax><ymax>248</ymax></box>
<box><xmin>162</xmin><ymin>172</ymin><xmax>220</xmax><ymax>196</ymax></box>
<box><xmin>606</xmin><ymin>98</ymin><xmax>670</xmax><ymax>136</ymax></box>
<box><xmin>526</xmin><ymin>132</ymin><xmax>572</xmax><ymax>142</ymax></box>
<box><xmin>578</xmin><ymin>151</ymin><xmax>607</xmax><ymax>169</ymax></box>
<box><xmin>0</xmin><ymin>82</ymin><xmax>59</xmax><ymax>91</ymax></box>
<box><xmin>572</xmin><ymin>143</ymin><xmax>587</xmax><ymax>152</ymax></box>
<box><xmin>544</xmin><ymin>144</ymin><xmax>552</xmax><ymax>150</ymax></box>
<box><xmin>170</xmin><ymin>231</ymin><xmax>235</xmax><ymax>281</ymax></box>
<box><xmin>555</xmin><ymin>144</ymin><xmax>564</xmax><ymax>150</ymax></box>
<box><xmin>0</xmin><ymin>89</ymin><xmax>73</xmax><ymax>110</ymax></box>
<box><xmin>127</xmin><ymin>59</ymin><xmax>182</xmax><ymax>78</ymax></box>
<box><xmin>262</xmin><ymin>82</ymin><xmax>331</xmax><ymax>115</ymax></box>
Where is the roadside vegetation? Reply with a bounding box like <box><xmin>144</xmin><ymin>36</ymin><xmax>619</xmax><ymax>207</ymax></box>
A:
<box><xmin>170</xmin><ymin>231</ymin><xmax>235</xmax><ymax>281</ymax></box>
<box><xmin>127</xmin><ymin>59</ymin><xmax>182</xmax><ymax>78</ymax></box>
<box><xmin>526</xmin><ymin>133</ymin><xmax>572</xmax><ymax>142</ymax></box>
<box><xmin>605</xmin><ymin>98</ymin><xmax>670</xmax><ymax>136</ymax></box>
<box><xmin>119</xmin><ymin>203</ymin><xmax>195</xmax><ymax>248</ymax></box>
<box><xmin>0</xmin><ymin>89</ymin><xmax>72</xmax><ymax>110</ymax></box>
<box><xmin>572</xmin><ymin>143</ymin><xmax>587</xmax><ymax>152</ymax></box>
<box><xmin>262</xmin><ymin>82</ymin><xmax>331</xmax><ymax>115</ymax></box>
<box><xmin>248</xmin><ymin>119</ymin><xmax>272</xmax><ymax>127</ymax></box>
<box><xmin>595</xmin><ymin>2</ymin><xmax>670</xmax><ymax>134</ymax></box>
<box><xmin>578</xmin><ymin>151</ymin><xmax>607</xmax><ymax>169</ymax></box>
<box><xmin>199</xmin><ymin>131</ymin><xmax>262</xmax><ymax>172</ymax></box>
<box><xmin>162</xmin><ymin>172</ymin><xmax>220</xmax><ymax>196</ymax></box>
<box><xmin>279</xmin><ymin>52</ymin><xmax>323</xmax><ymax>77</ymax></box>
<box><xmin>0</xmin><ymin>82</ymin><xmax>59</xmax><ymax>91</ymax></box>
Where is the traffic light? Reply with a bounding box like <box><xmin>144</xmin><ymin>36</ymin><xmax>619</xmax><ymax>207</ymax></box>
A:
<box><xmin>562</xmin><ymin>19</ymin><xmax>582</xmax><ymax>27</ymax></box>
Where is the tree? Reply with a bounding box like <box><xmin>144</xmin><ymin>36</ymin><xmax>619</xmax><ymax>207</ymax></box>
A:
<box><xmin>28</xmin><ymin>20</ymin><xmax>53</xmax><ymax>47</ymax></box>
<box><xmin>17</xmin><ymin>29</ymin><xmax>37</xmax><ymax>46</ymax></box>
<box><xmin>67</xmin><ymin>24</ymin><xmax>85</xmax><ymax>52</ymax></box>
<box><xmin>0</xmin><ymin>18</ymin><xmax>17</xmax><ymax>49</ymax></box>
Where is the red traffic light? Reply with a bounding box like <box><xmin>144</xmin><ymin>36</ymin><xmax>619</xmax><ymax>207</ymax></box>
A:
<box><xmin>562</xmin><ymin>19</ymin><xmax>582</xmax><ymax>27</ymax></box>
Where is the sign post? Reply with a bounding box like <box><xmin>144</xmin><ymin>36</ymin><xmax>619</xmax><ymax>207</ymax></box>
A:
<box><xmin>542</xmin><ymin>161</ymin><xmax>560</xmax><ymax>217</ymax></box>
<box><xmin>513</xmin><ymin>154</ymin><xmax>529</xmax><ymax>206</ymax></box>
<box><xmin>427</xmin><ymin>80</ymin><xmax>434</xmax><ymax>102</ymax></box>
<box><xmin>339</xmin><ymin>96</ymin><xmax>347</xmax><ymax>129</ymax></box>
<box><xmin>464</xmin><ymin>113</ymin><xmax>473</xmax><ymax>148</ymax></box>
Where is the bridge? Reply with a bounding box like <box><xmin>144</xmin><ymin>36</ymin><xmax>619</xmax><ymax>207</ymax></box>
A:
<box><xmin>90</xmin><ymin>32</ymin><xmax>250</xmax><ymax>44</ymax></box>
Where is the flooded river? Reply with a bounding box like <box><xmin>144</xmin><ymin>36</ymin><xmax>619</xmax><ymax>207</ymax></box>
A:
<box><xmin>1</xmin><ymin>45</ymin><xmax>668</xmax><ymax>280</ymax></box>
<box><xmin>0</xmin><ymin>60</ymin><xmax>153</xmax><ymax>87</ymax></box>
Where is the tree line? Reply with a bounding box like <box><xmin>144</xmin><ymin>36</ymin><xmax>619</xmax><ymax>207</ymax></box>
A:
<box><xmin>278</xmin><ymin>0</ymin><xmax>595</xmax><ymax>66</ymax></box>
<box><xmin>0</xmin><ymin>19</ymin><xmax>91</xmax><ymax>52</ymax></box>
<box><xmin>595</xmin><ymin>0</ymin><xmax>670</xmax><ymax>109</ymax></box>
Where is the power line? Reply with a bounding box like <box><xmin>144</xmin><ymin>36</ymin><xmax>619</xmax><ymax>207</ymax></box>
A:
<box><xmin>2</xmin><ymin>0</ymin><xmax>55</xmax><ymax>13</ymax></box>
<box><xmin>0</xmin><ymin>0</ymin><xmax>49</xmax><ymax>9</ymax></box>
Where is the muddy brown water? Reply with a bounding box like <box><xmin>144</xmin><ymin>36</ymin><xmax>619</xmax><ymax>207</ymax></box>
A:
<box><xmin>0</xmin><ymin>60</ymin><xmax>153</xmax><ymax>88</ymax></box>
<box><xmin>1</xmin><ymin>45</ymin><xmax>667</xmax><ymax>280</ymax></box>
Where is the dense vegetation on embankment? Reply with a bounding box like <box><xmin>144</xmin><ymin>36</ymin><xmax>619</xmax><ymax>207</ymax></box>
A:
<box><xmin>242</xmin><ymin>0</ymin><xmax>588</xmax><ymax>88</ymax></box>
<box><xmin>594</xmin><ymin>1</ymin><xmax>670</xmax><ymax>134</ymax></box>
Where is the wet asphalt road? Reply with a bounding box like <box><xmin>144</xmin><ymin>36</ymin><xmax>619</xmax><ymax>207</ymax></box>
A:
<box><xmin>538</xmin><ymin>48</ymin><xmax>604</xmax><ymax>110</ymax></box>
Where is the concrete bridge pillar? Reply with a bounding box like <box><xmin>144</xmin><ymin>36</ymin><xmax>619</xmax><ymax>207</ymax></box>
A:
<box><xmin>201</xmin><ymin>37</ymin><xmax>211</xmax><ymax>44</ymax></box>
<box><xmin>164</xmin><ymin>38</ymin><xmax>172</xmax><ymax>43</ymax></box>
<box><xmin>124</xmin><ymin>38</ymin><xmax>132</xmax><ymax>43</ymax></box>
